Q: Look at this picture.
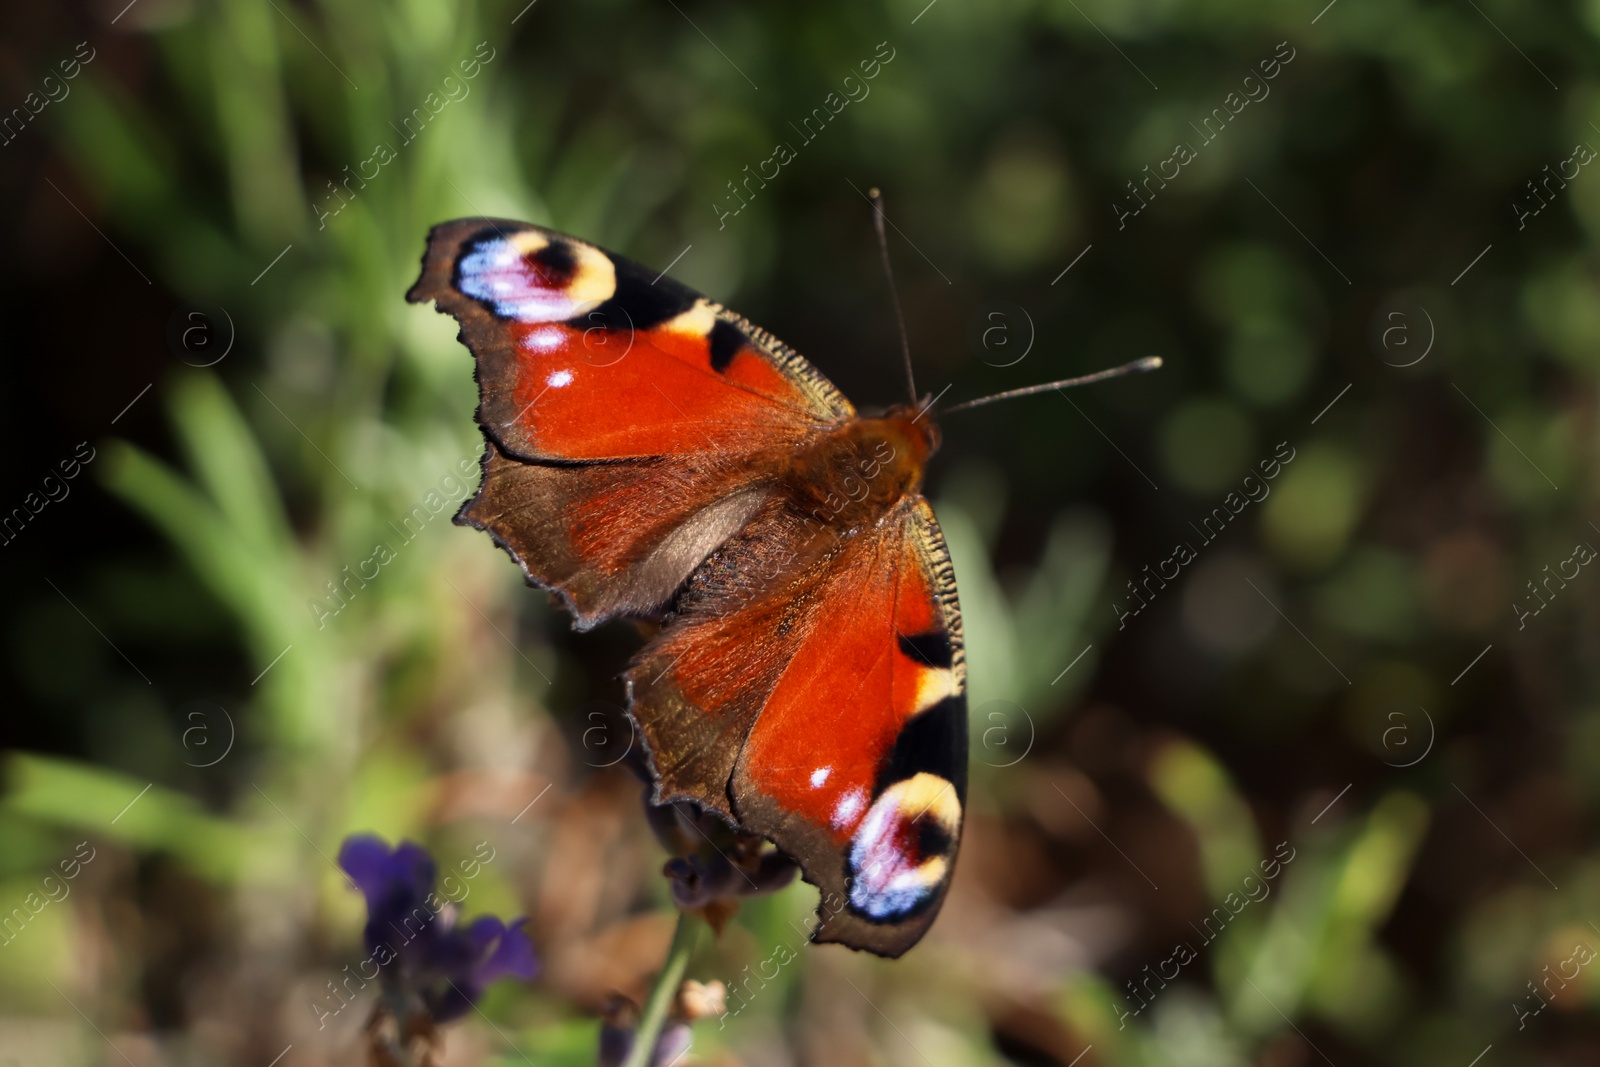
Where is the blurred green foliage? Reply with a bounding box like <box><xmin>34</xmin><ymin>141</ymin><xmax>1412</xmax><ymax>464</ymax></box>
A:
<box><xmin>5</xmin><ymin>0</ymin><xmax>1600</xmax><ymax>1063</ymax></box>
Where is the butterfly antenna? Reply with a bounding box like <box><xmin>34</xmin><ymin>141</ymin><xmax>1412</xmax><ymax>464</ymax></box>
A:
<box><xmin>868</xmin><ymin>187</ymin><xmax>918</xmax><ymax>404</ymax></box>
<box><xmin>942</xmin><ymin>356</ymin><xmax>1164</xmax><ymax>414</ymax></box>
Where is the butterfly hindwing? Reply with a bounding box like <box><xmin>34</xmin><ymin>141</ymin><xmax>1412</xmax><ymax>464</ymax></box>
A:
<box><xmin>628</xmin><ymin>497</ymin><xmax>967</xmax><ymax>957</ymax></box>
<box><xmin>458</xmin><ymin>441</ymin><xmax>770</xmax><ymax>629</ymax></box>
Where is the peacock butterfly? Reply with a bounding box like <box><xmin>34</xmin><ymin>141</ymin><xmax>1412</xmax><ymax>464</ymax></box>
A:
<box><xmin>407</xmin><ymin>213</ymin><xmax>1157</xmax><ymax>956</ymax></box>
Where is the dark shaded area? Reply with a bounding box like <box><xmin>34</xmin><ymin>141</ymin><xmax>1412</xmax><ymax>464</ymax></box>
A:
<box><xmin>2</xmin><ymin>0</ymin><xmax>1598</xmax><ymax>1064</ymax></box>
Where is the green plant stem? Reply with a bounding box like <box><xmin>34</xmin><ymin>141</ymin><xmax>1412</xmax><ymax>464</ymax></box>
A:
<box><xmin>621</xmin><ymin>910</ymin><xmax>701</xmax><ymax>1067</ymax></box>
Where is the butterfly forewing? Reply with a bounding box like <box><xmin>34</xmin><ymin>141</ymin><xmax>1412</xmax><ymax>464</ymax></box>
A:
<box><xmin>409</xmin><ymin>218</ymin><xmax>849</xmax><ymax>628</ymax></box>
<box><xmin>408</xmin><ymin>218</ymin><xmax>851</xmax><ymax>463</ymax></box>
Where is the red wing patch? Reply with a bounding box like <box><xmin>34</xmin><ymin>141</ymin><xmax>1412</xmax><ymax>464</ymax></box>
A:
<box><xmin>407</xmin><ymin>218</ymin><xmax>852</xmax><ymax>464</ymax></box>
<box><xmin>628</xmin><ymin>498</ymin><xmax>967</xmax><ymax>957</ymax></box>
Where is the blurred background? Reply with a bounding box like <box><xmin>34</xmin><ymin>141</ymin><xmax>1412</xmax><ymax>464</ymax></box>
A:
<box><xmin>3</xmin><ymin>0</ymin><xmax>1600</xmax><ymax>1063</ymax></box>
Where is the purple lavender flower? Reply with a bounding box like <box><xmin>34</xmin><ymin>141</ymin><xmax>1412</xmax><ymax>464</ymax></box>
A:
<box><xmin>338</xmin><ymin>834</ymin><xmax>538</xmax><ymax>1024</ymax></box>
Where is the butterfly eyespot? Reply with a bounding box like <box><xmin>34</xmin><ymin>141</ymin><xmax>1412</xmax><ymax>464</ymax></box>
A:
<box><xmin>846</xmin><ymin>773</ymin><xmax>960</xmax><ymax>921</ymax></box>
<box><xmin>457</xmin><ymin>231</ymin><xmax>617</xmax><ymax>322</ymax></box>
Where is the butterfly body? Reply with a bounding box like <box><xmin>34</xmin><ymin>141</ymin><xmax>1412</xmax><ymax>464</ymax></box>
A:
<box><xmin>787</xmin><ymin>408</ymin><xmax>936</xmax><ymax>533</ymax></box>
<box><xmin>410</xmin><ymin>219</ymin><xmax>965</xmax><ymax>956</ymax></box>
